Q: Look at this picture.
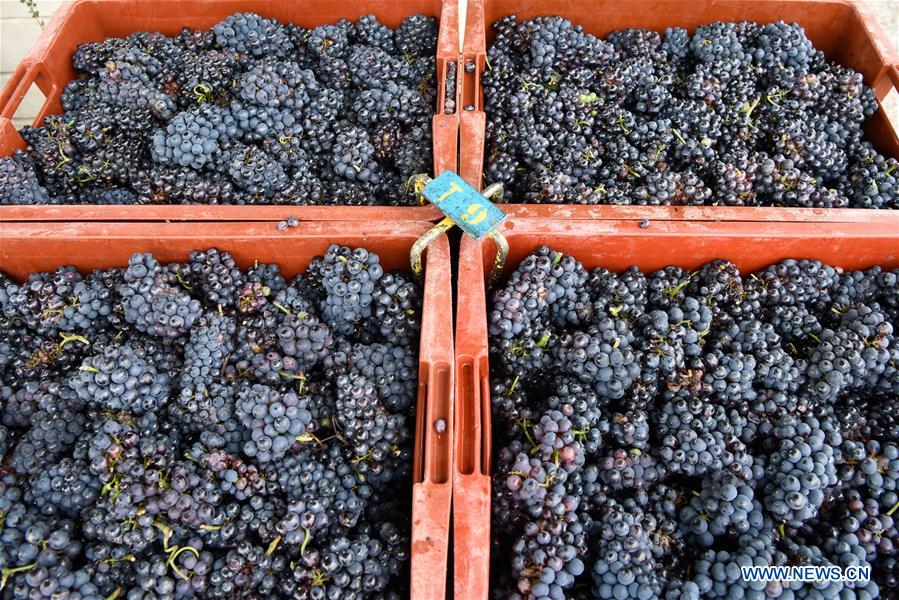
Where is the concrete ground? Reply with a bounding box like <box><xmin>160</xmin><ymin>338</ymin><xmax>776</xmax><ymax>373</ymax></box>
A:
<box><xmin>868</xmin><ymin>0</ymin><xmax>899</xmax><ymax>48</ymax></box>
<box><xmin>0</xmin><ymin>0</ymin><xmax>897</xmax><ymax>126</ymax></box>
<box><xmin>866</xmin><ymin>0</ymin><xmax>899</xmax><ymax>122</ymax></box>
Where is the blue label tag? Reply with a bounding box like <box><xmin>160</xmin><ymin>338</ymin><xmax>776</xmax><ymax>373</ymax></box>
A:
<box><xmin>421</xmin><ymin>171</ymin><xmax>506</xmax><ymax>239</ymax></box>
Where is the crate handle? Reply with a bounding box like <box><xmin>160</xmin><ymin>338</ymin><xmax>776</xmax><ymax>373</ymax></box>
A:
<box><xmin>873</xmin><ymin>63</ymin><xmax>899</xmax><ymax>135</ymax></box>
<box><xmin>411</xmin><ymin>217</ymin><xmax>454</xmax><ymax>282</ymax></box>
<box><xmin>423</xmin><ymin>362</ymin><xmax>452</xmax><ymax>484</ymax></box>
<box><xmin>461</xmin><ymin>53</ymin><xmax>481</xmax><ymax>112</ymax></box>
<box><xmin>437</xmin><ymin>58</ymin><xmax>458</xmax><ymax>115</ymax></box>
<box><xmin>455</xmin><ymin>356</ymin><xmax>483</xmax><ymax>476</ymax></box>
<box><xmin>0</xmin><ymin>63</ymin><xmax>35</xmax><ymax>121</ymax></box>
<box><xmin>455</xmin><ymin>355</ymin><xmax>493</xmax><ymax>476</ymax></box>
<box><xmin>479</xmin><ymin>365</ymin><xmax>492</xmax><ymax>471</ymax></box>
<box><xmin>872</xmin><ymin>62</ymin><xmax>899</xmax><ymax>103</ymax></box>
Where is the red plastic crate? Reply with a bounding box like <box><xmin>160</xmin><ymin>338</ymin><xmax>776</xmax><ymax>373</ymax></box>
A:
<box><xmin>460</xmin><ymin>0</ymin><xmax>899</xmax><ymax>222</ymax></box>
<box><xmin>0</xmin><ymin>0</ymin><xmax>461</xmax><ymax>220</ymax></box>
<box><xmin>452</xmin><ymin>217</ymin><xmax>899</xmax><ymax>600</ymax></box>
<box><xmin>0</xmin><ymin>220</ymin><xmax>454</xmax><ymax>600</ymax></box>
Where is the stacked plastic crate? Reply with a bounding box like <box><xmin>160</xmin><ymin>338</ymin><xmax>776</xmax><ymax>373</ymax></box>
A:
<box><xmin>454</xmin><ymin>1</ymin><xmax>899</xmax><ymax>598</ymax></box>
<box><xmin>0</xmin><ymin>2</ymin><xmax>460</xmax><ymax>598</ymax></box>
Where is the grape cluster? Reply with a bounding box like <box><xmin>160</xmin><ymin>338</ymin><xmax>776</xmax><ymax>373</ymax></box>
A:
<box><xmin>275</xmin><ymin>445</ymin><xmax>368</xmax><ymax>543</ymax></box>
<box><xmin>235</xmin><ymin>384</ymin><xmax>313</xmax><ymax>463</ymax></box>
<box><xmin>185</xmin><ymin>248</ymin><xmax>246</xmax><ymax>309</ymax></box>
<box><xmin>3</xmin><ymin>266</ymin><xmax>83</xmax><ymax>334</ymax></box>
<box><xmin>189</xmin><ymin>438</ymin><xmax>275</xmax><ymax>501</ymax></box>
<box><xmin>150</xmin><ymin>104</ymin><xmax>236</xmax><ymax>169</ymax></box>
<box><xmin>591</xmin><ymin>500</ymin><xmax>661</xmax><ymax>599</ymax></box>
<box><xmin>0</xmin><ymin>152</ymin><xmax>51</xmax><ymax>205</ymax></box>
<box><xmin>69</xmin><ymin>343</ymin><xmax>173</xmax><ymax>413</ymax></box>
<box><xmin>320</xmin><ymin>244</ymin><xmax>384</xmax><ymax>335</ymax></box>
<box><xmin>656</xmin><ymin>396</ymin><xmax>751</xmax><ymax>477</ymax></box>
<box><xmin>4</xmin><ymin>12</ymin><xmax>439</xmax><ymax>206</ymax></box>
<box><xmin>334</xmin><ymin>373</ymin><xmax>407</xmax><ymax>473</ymax></box>
<box><xmin>27</xmin><ymin>457</ymin><xmax>100</xmax><ymax>518</ymax></box>
<box><xmin>597</xmin><ymin>447</ymin><xmax>664</xmax><ymax>490</ymax></box>
<box><xmin>8</xmin><ymin>392</ymin><xmax>86</xmax><ymax>476</ymax></box>
<box><xmin>120</xmin><ymin>252</ymin><xmax>203</xmax><ymax>339</ymax></box>
<box><xmin>678</xmin><ymin>469</ymin><xmax>761</xmax><ymax>546</ymax></box>
<box><xmin>274</xmin><ymin>310</ymin><xmax>334</xmax><ymax>372</ymax></box>
<box><xmin>490</xmin><ymin>246</ymin><xmax>899</xmax><ymax>597</ymax></box>
<box><xmin>283</xmin><ymin>527</ymin><xmax>408</xmax><ymax>598</ymax></box>
<box><xmin>553</xmin><ymin>319</ymin><xmax>640</xmax><ymax>400</ymax></box>
<box><xmin>370</xmin><ymin>271</ymin><xmax>421</xmax><ymax>347</ymax></box>
<box><xmin>0</xmin><ymin>245</ymin><xmax>420</xmax><ymax>597</ymax></box>
<box><xmin>763</xmin><ymin>415</ymin><xmax>840</xmax><ymax>528</ymax></box>
<box><xmin>808</xmin><ymin>305</ymin><xmax>895</xmax><ymax>401</ymax></box>
<box><xmin>483</xmin><ymin>17</ymin><xmax>896</xmax><ymax>208</ymax></box>
<box><xmin>331</xmin><ymin>125</ymin><xmax>380</xmax><ymax>183</ymax></box>
<box><xmin>181</xmin><ymin>313</ymin><xmax>237</xmax><ymax>392</ymax></box>
<box><xmin>341</xmin><ymin>342</ymin><xmax>418</xmax><ymax>413</ymax></box>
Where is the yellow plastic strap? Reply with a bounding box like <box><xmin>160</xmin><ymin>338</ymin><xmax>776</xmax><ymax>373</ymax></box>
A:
<box><xmin>486</xmin><ymin>229</ymin><xmax>509</xmax><ymax>290</ymax></box>
<box><xmin>410</xmin><ymin>217</ymin><xmax>455</xmax><ymax>283</ymax></box>
<box><xmin>409</xmin><ymin>173</ymin><xmax>508</xmax><ymax>286</ymax></box>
